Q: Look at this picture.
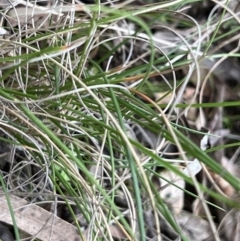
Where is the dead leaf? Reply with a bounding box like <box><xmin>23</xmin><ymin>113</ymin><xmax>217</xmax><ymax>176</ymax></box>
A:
<box><xmin>4</xmin><ymin>3</ymin><xmax>88</xmax><ymax>27</ymax></box>
<box><xmin>176</xmin><ymin>211</ymin><xmax>213</xmax><ymax>241</ymax></box>
<box><xmin>210</xmin><ymin>172</ymin><xmax>235</xmax><ymax>197</ymax></box>
<box><xmin>219</xmin><ymin>209</ymin><xmax>240</xmax><ymax>241</ymax></box>
<box><xmin>158</xmin><ymin>170</ymin><xmax>185</xmax><ymax>214</ymax></box>
<box><xmin>154</xmin><ymin>91</ymin><xmax>174</xmax><ymax>105</ymax></box>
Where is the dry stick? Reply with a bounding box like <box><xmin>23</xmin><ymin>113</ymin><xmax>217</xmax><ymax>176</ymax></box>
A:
<box><xmin>0</xmin><ymin>194</ymin><xmax>81</xmax><ymax>241</ymax></box>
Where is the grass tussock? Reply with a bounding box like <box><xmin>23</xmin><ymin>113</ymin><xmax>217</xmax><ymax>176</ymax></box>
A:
<box><xmin>0</xmin><ymin>0</ymin><xmax>240</xmax><ymax>240</ymax></box>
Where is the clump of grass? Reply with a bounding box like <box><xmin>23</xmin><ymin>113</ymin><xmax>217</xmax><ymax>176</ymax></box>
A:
<box><xmin>0</xmin><ymin>0</ymin><xmax>240</xmax><ymax>240</ymax></box>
